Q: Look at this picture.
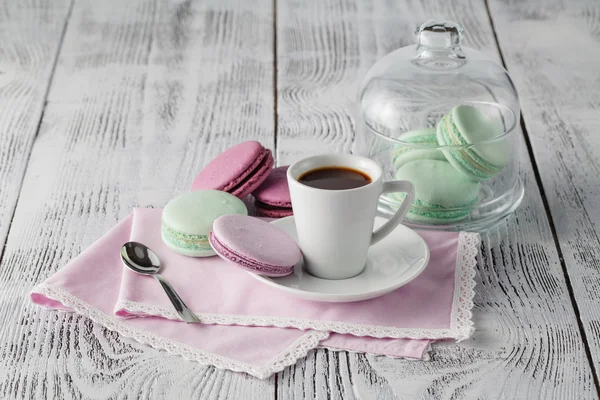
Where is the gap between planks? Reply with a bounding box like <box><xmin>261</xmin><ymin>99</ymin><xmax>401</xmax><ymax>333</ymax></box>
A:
<box><xmin>0</xmin><ymin>0</ymin><xmax>76</xmax><ymax>273</ymax></box>
<box><xmin>484</xmin><ymin>0</ymin><xmax>600</xmax><ymax>395</ymax></box>
<box><xmin>273</xmin><ymin>0</ymin><xmax>279</xmax><ymax>165</ymax></box>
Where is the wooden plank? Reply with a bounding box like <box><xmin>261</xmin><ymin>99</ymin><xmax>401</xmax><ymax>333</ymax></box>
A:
<box><xmin>0</xmin><ymin>0</ymin><xmax>275</xmax><ymax>398</ymax></box>
<box><xmin>275</xmin><ymin>0</ymin><xmax>599</xmax><ymax>398</ymax></box>
<box><xmin>0</xmin><ymin>0</ymin><xmax>71</xmax><ymax>262</ymax></box>
<box><xmin>488</xmin><ymin>0</ymin><xmax>600</xmax><ymax>382</ymax></box>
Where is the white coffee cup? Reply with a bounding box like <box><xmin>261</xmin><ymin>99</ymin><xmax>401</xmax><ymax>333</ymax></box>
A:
<box><xmin>287</xmin><ymin>154</ymin><xmax>415</xmax><ymax>280</ymax></box>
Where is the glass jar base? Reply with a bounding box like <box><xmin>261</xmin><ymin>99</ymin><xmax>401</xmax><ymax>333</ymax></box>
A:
<box><xmin>378</xmin><ymin>177</ymin><xmax>524</xmax><ymax>232</ymax></box>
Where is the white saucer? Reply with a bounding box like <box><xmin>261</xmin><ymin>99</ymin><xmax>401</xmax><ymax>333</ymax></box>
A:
<box><xmin>250</xmin><ymin>216</ymin><xmax>430</xmax><ymax>302</ymax></box>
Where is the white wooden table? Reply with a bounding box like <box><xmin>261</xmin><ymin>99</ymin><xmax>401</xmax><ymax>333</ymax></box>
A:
<box><xmin>0</xmin><ymin>0</ymin><xmax>599</xmax><ymax>398</ymax></box>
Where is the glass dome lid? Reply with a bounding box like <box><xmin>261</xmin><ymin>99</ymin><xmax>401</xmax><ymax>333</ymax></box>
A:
<box><xmin>358</xmin><ymin>20</ymin><xmax>520</xmax><ymax>145</ymax></box>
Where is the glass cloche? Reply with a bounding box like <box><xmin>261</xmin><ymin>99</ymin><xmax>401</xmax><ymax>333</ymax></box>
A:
<box><xmin>354</xmin><ymin>20</ymin><xmax>524</xmax><ymax>231</ymax></box>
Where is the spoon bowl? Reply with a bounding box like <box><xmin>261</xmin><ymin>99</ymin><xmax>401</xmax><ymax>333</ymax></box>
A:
<box><xmin>121</xmin><ymin>242</ymin><xmax>161</xmax><ymax>275</ymax></box>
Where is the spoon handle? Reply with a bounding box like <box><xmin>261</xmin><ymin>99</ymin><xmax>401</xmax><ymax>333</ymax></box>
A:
<box><xmin>153</xmin><ymin>274</ymin><xmax>201</xmax><ymax>323</ymax></box>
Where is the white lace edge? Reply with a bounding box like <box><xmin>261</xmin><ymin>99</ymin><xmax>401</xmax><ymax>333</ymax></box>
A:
<box><xmin>114</xmin><ymin>232</ymin><xmax>479</xmax><ymax>342</ymax></box>
<box><xmin>451</xmin><ymin>232</ymin><xmax>479</xmax><ymax>341</ymax></box>
<box><xmin>30</xmin><ymin>284</ymin><xmax>329</xmax><ymax>379</ymax></box>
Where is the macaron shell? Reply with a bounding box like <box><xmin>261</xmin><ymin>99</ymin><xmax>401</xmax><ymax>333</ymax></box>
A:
<box><xmin>392</xmin><ymin>129</ymin><xmax>447</xmax><ymax>168</ymax></box>
<box><xmin>394</xmin><ymin>159</ymin><xmax>480</xmax><ymax>209</ymax></box>
<box><xmin>230</xmin><ymin>150</ymin><xmax>274</xmax><ymax>199</ymax></box>
<box><xmin>210</xmin><ymin>232</ymin><xmax>293</xmax><ymax>277</ymax></box>
<box><xmin>162</xmin><ymin>190</ymin><xmax>248</xmax><ymax>235</ymax></box>
<box><xmin>255</xmin><ymin>205</ymin><xmax>294</xmax><ymax>218</ymax></box>
<box><xmin>211</xmin><ymin>214</ymin><xmax>302</xmax><ymax>269</ymax></box>
<box><xmin>452</xmin><ymin>105</ymin><xmax>509</xmax><ymax>168</ymax></box>
<box><xmin>396</xmin><ymin>128</ymin><xmax>438</xmax><ymax>142</ymax></box>
<box><xmin>191</xmin><ymin>141</ymin><xmax>268</xmax><ymax>192</ymax></box>
<box><xmin>394</xmin><ymin>148</ymin><xmax>446</xmax><ymax>168</ymax></box>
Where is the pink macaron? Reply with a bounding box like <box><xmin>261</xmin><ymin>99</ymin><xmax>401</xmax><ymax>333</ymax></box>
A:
<box><xmin>192</xmin><ymin>141</ymin><xmax>274</xmax><ymax>199</ymax></box>
<box><xmin>252</xmin><ymin>166</ymin><xmax>293</xmax><ymax>218</ymax></box>
<box><xmin>209</xmin><ymin>214</ymin><xmax>301</xmax><ymax>277</ymax></box>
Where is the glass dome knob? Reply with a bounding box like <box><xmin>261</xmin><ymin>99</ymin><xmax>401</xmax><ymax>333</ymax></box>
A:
<box><xmin>415</xmin><ymin>20</ymin><xmax>464</xmax><ymax>49</ymax></box>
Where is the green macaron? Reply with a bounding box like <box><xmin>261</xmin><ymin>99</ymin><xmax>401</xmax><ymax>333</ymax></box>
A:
<box><xmin>161</xmin><ymin>190</ymin><xmax>248</xmax><ymax>257</ymax></box>
<box><xmin>392</xmin><ymin>128</ymin><xmax>447</xmax><ymax>168</ymax></box>
<box><xmin>392</xmin><ymin>159</ymin><xmax>480</xmax><ymax>224</ymax></box>
<box><xmin>436</xmin><ymin>105</ymin><xmax>509</xmax><ymax>181</ymax></box>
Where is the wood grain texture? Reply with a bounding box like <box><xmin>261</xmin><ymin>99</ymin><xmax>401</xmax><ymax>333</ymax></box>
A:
<box><xmin>275</xmin><ymin>0</ymin><xmax>359</xmax><ymax>164</ymax></box>
<box><xmin>2</xmin><ymin>0</ymin><xmax>600</xmax><ymax>398</ymax></box>
<box><xmin>275</xmin><ymin>0</ymin><xmax>598</xmax><ymax>398</ymax></box>
<box><xmin>0</xmin><ymin>0</ymin><xmax>71</xmax><ymax>263</ymax></box>
<box><xmin>488</xmin><ymin>0</ymin><xmax>600</xmax><ymax>383</ymax></box>
<box><xmin>0</xmin><ymin>0</ymin><xmax>275</xmax><ymax>398</ymax></box>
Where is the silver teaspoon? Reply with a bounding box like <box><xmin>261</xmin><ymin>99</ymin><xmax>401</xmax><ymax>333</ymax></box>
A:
<box><xmin>120</xmin><ymin>242</ymin><xmax>200</xmax><ymax>323</ymax></box>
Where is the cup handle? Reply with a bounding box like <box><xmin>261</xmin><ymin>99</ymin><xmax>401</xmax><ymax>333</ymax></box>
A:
<box><xmin>370</xmin><ymin>180</ymin><xmax>415</xmax><ymax>246</ymax></box>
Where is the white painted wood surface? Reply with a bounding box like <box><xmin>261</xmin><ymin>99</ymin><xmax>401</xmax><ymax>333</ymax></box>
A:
<box><xmin>0</xmin><ymin>0</ymin><xmax>275</xmax><ymax>398</ymax></box>
<box><xmin>275</xmin><ymin>0</ymin><xmax>599</xmax><ymax>398</ymax></box>
<box><xmin>0</xmin><ymin>0</ymin><xmax>598</xmax><ymax>399</ymax></box>
<box><xmin>0</xmin><ymin>0</ymin><xmax>71</xmax><ymax>272</ymax></box>
<box><xmin>488</xmin><ymin>0</ymin><xmax>600</xmax><ymax>380</ymax></box>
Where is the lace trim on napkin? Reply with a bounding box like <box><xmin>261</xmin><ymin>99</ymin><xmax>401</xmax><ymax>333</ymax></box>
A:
<box><xmin>116</xmin><ymin>232</ymin><xmax>480</xmax><ymax>341</ymax></box>
<box><xmin>31</xmin><ymin>283</ymin><xmax>329</xmax><ymax>379</ymax></box>
<box><xmin>451</xmin><ymin>231</ymin><xmax>479</xmax><ymax>341</ymax></box>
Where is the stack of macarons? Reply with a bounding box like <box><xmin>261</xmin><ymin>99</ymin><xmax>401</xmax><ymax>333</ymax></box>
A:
<box><xmin>191</xmin><ymin>141</ymin><xmax>293</xmax><ymax>218</ymax></box>
<box><xmin>161</xmin><ymin>190</ymin><xmax>300</xmax><ymax>277</ymax></box>
<box><xmin>391</xmin><ymin>104</ymin><xmax>509</xmax><ymax>224</ymax></box>
<box><xmin>160</xmin><ymin>141</ymin><xmax>298</xmax><ymax>277</ymax></box>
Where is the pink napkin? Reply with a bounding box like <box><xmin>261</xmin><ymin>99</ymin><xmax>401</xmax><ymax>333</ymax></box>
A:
<box><xmin>30</xmin><ymin>208</ymin><xmax>478</xmax><ymax>378</ymax></box>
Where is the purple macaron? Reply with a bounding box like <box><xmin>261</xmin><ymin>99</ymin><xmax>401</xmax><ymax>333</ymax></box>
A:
<box><xmin>192</xmin><ymin>141</ymin><xmax>274</xmax><ymax>199</ymax></box>
<box><xmin>252</xmin><ymin>166</ymin><xmax>293</xmax><ymax>218</ymax></box>
<box><xmin>209</xmin><ymin>215</ymin><xmax>301</xmax><ymax>277</ymax></box>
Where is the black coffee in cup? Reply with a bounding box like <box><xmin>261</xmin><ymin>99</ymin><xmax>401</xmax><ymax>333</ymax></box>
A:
<box><xmin>298</xmin><ymin>167</ymin><xmax>371</xmax><ymax>190</ymax></box>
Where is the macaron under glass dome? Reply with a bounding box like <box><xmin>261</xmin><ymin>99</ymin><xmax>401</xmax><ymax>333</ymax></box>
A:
<box><xmin>354</xmin><ymin>20</ymin><xmax>524</xmax><ymax>231</ymax></box>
